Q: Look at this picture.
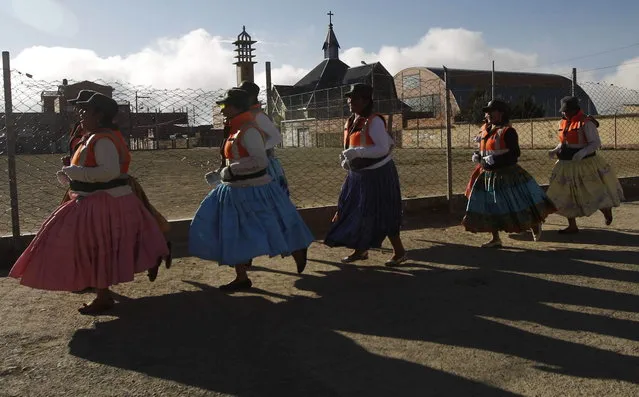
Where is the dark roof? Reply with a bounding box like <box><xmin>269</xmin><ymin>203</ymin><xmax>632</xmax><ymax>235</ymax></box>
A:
<box><xmin>322</xmin><ymin>24</ymin><xmax>340</xmax><ymax>51</ymax></box>
<box><xmin>65</xmin><ymin>80</ymin><xmax>114</xmax><ymax>90</ymax></box>
<box><xmin>272</xmin><ymin>85</ymin><xmax>303</xmax><ymax>97</ymax></box>
<box><xmin>343</xmin><ymin>63</ymin><xmax>398</xmax><ymax>99</ymax></box>
<box><xmin>426</xmin><ymin>68</ymin><xmax>598</xmax><ymax>116</ymax></box>
<box><xmin>273</xmin><ymin>60</ymin><xmax>407</xmax><ymax>118</ymax></box>
<box><xmin>342</xmin><ymin>63</ymin><xmax>375</xmax><ymax>85</ymax></box>
<box><xmin>294</xmin><ymin>58</ymin><xmax>350</xmax><ymax>91</ymax></box>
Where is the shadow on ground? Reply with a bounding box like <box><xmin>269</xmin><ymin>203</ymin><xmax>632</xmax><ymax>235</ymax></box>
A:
<box><xmin>69</xmin><ymin>233</ymin><xmax>639</xmax><ymax>396</ymax></box>
<box><xmin>508</xmin><ymin>227</ymin><xmax>639</xmax><ymax>248</ymax></box>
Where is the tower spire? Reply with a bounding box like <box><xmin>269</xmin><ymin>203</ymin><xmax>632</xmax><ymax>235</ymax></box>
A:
<box><xmin>322</xmin><ymin>11</ymin><xmax>340</xmax><ymax>60</ymax></box>
<box><xmin>233</xmin><ymin>25</ymin><xmax>257</xmax><ymax>84</ymax></box>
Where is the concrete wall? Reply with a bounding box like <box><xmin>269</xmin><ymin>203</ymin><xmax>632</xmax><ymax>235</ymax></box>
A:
<box><xmin>3</xmin><ymin>176</ymin><xmax>639</xmax><ymax>269</ymax></box>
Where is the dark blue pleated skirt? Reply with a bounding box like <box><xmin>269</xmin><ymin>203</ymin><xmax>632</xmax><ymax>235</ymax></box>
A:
<box><xmin>324</xmin><ymin>160</ymin><xmax>402</xmax><ymax>250</ymax></box>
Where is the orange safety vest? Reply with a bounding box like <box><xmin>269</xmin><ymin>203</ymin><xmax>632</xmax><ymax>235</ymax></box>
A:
<box><xmin>558</xmin><ymin>110</ymin><xmax>592</xmax><ymax>149</ymax></box>
<box><xmin>69</xmin><ymin>123</ymin><xmax>85</xmax><ymax>155</ymax></box>
<box><xmin>71</xmin><ymin>128</ymin><xmax>131</xmax><ymax>174</ymax></box>
<box><xmin>479</xmin><ymin>123</ymin><xmax>513</xmax><ymax>157</ymax></box>
<box><xmin>343</xmin><ymin>113</ymin><xmax>387</xmax><ymax>149</ymax></box>
<box><xmin>223</xmin><ymin>111</ymin><xmax>264</xmax><ymax>160</ymax></box>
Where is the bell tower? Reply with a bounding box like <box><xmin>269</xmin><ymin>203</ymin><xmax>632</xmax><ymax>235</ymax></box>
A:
<box><xmin>233</xmin><ymin>26</ymin><xmax>257</xmax><ymax>84</ymax></box>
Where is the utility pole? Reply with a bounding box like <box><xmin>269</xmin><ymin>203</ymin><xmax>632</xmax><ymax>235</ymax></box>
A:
<box><xmin>491</xmin><ymin>60</ymin><xmax>495</xmax><ymax>100</ymax></box>
<box><xmin>135</xmin><ymin>90</ymin><xmax>150</xmax><ymax>113</ymax></box>
<box><xmin>134</xmin><ymin>90</ymin><xmax>151</xmax><ymax>147</ymax></box>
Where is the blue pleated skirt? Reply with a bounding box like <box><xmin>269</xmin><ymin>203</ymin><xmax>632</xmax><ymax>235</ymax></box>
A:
<box><xmin>188</xmin><ymin>180</ymin><xmax>314</xmax><ymax>266</ymax></box>
<box><xmin>462</xmin><ymin>164</ymin><xmax>556</xmax><ymax>233</ymax></box>
<box><xmin>324</xmin><ymin>160</ymin><xmax>402</xmax><ymax>250</ymax></box>
<box><xmin>267</xmin><ymin>156</ymin><xmax>290</xmax><ymax>196</ymax></box>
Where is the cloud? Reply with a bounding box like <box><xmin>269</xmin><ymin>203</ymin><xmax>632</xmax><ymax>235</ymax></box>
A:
<box><xmin>10</xmin><ymin>26</ymin><xmax>600</xmax><ymax>92</ymax></box>
<box><xmin>6</xmin><ymin>29</ymin><xmax>308</xmax><ymax>126</ymax></box>
<box><xmin>340</xmin><ymin>28</ymin><xmax>539</xmax><ymax>74</ymax></box>
<box><xmin>578</xmin><ymin>60</ymin><xmax>639</xmax><ymax>114</ymax></box>
<box><xmin>11</xmin><ymin>29</ymin><xmax>304</xmax><ymax>90</ymax></box>
<box><xmin>602</xmin><ymin>57</ymin><xmax>639</xmax><ymax>90</ymax></box>
<box><xmin>7</xmin><ymin>25</ymin><xmax>636</xmax><ymax>119</ymax></box>
<box><xmin>255</xmin><ymin>64</ymin><xmax>309</xmax><ymax>89</ymax></box>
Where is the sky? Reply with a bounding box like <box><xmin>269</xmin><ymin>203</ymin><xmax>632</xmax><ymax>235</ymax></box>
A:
<box><xmin>0</xmin><ymin>0</ymin><xmax>638</xmax><ymax>91</ymax></box>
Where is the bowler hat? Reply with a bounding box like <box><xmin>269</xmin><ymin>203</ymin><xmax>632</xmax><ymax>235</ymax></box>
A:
<box><xmin>238</xmin><ymin>81</ymin><xmax>260</xmax><ymax>98</ymax></box>
<box><xmin>68</xmin><ymin>89</ymin><xmax>98</xmax><ymax>104</ymax></box>
<box><xmin>216</xmin><ymin>88</ymin><xmax>250</xmax><ymax>109</ymax></box>
<box><xmin>482</xmin><ymin>99</ymin><xmax>510</xmax><ymax>114</ymax></box>
<box><xmin>559</xmin><ymin>96</ymin><xmax>580</xmax><ymax>112</ymax></box>
<box><xmin>75</xmin><ymin>92</ymin><xmax>119</xmax><ymax>118</ymax></box>
<box><xmin>344</xmin><ymin>83</ymin><xmax>373</xmax><ymax>99</ymax></box>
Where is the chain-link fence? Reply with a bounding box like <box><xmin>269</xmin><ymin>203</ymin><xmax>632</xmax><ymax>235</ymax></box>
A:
<box><xmin>3</xmin><ymin>54</ymin><xmax>639</xmax><ymax>237</ymax></box>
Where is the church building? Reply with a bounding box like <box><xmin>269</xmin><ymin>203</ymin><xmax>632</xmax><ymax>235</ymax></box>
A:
<box><xmin>270</xmin><ymin>12</ymin><xmax>405</xmax><ymax>147</ymax></box>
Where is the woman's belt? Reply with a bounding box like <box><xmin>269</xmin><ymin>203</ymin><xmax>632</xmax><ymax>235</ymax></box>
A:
<box><xmin>69</xmin><ymin>178</ymin><xmax>129</xmax><ymax>192</ymax></box>
<box><xmin>225</xmin><ymin>169</ymin><xmax>268</xmax><ymax>182</ymax></box>
<box><xmin>558</xmin><ymin>145</ymin><xmax>596</xmax><ymax>161</ymax></box>
<box><xmin>349</xmin><ymin>154</ymin><xmax>389</xmax><ymax>170</ymax></box>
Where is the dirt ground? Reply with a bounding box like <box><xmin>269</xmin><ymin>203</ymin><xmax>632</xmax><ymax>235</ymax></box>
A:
<box><xmin>1</xmin><ymin>203</ymin><xmax>639</xmax><ymax>397</ymax></box>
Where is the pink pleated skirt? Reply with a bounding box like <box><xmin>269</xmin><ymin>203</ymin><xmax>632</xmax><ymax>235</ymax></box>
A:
<box><xmin>9</xmin><ymin>191</ymin><xmax>169</xmax><ymax>291</ymax></box>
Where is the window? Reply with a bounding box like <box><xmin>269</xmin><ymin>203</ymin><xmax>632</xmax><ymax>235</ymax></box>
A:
<box><xmin>402</xmin><ymin>74</ymin><xmax>420</xmax><ymax>91</ymax></box>
<box><xmin>403</xmin><ymin>94</ymin><xmax>441</xmax><ymax>117</ymax></box>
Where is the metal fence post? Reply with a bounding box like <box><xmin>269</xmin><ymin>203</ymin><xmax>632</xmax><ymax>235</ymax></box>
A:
<box><xmin>614</xmin><ymin>111</ymin><xmax>618</xmax><ymax>149</ymax></box>
<box><xmin>265</xmin><ymin>61</ymin><xmax>273</xmax><ymax>120</ymax></box>
<box><xmin>3</xmin><ymin>51</ymin><xmax>20</xmax><ymax>238</ymax></box>
<box><xmin>530</xmin><ymin>118</ymin><xmax>534</xmax><ymax>149</ymax></box>
<box><xmin>443</xmin><ymin>66</ymin><xmax>454</xmax><ymax>212</ymax></box>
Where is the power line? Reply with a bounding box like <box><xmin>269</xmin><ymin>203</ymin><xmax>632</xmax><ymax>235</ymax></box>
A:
<box><xmin>460</xmin><ymin>41</ymin><xmax>639</xmax><ymax>77</ymax></box>
<box><xmin>580</xmin><ymin>59</ymin><xmax>639</xmax><ymax>73</ymax></box>
<box><xmin>531</xmin><ymin>41</ymin><xmax>639</xmax><ymax>69</ymax></box>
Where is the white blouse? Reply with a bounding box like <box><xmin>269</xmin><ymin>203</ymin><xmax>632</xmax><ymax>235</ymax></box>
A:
<box><xmin>344</xmin><ymin>116</ymin><xmax>393</xmax><ymax>170</ymax></box>
<box><xmin>223</xmin><ymin>127</ymin><xmax>272</xmax><ymax>187</ymax></box>
<box><xmin>254</xmin><ymin>112</ymin><xmax>282</xmax><ymax>150</ymax></box>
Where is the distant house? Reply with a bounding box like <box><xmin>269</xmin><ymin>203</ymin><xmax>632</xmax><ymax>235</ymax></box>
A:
<box><xmin>126</xmin><ymin>111</ymin><xmax>189</xmax><ymax>140</ymax></box>
<box><xmin>36</xmin><ymin>80</ymin><xmax>188</xmax><ymax>143</ymax></box>
<box><xmin>40</xmin><ymin>80</ymin><xmax>115</xmax><ymax>113</ymax></box>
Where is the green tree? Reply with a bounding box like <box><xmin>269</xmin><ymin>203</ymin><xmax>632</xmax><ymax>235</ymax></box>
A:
<box><xmin>511</xmin><ymin>96</ymin><xmax>545</xmax><ymax>119</ymax></box>
<box><xmin>455</xmin><ymin>89</ymin><xmax>489</xmax><ymax>123</ymax></box>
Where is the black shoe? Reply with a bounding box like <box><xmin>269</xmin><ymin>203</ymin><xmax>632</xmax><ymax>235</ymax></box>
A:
<box><xmin>148</xmin><ymin>257</ymin><xmax>162</xmax><ymax>282</ymax></box>
<box><xmin>558</xmin><ymin>228</ymin><xmax>579</xmax><ymax>235</ymax></box>
<box><xmin>219</xmin><ymin>279</ymin><xmax>253</xmax><ymax>291</ymax></box>
<box><xmin>72</xmin><ymin>287</ymin><xmax>95</xmax><ymax>294</ymax></box>
<box><xmin>292</xmin><ymin>248</ymin><xmax>308</xmax><ymax>274</ymax></box>
<box><xmin>164</xmin><ymin>241</ymin><xmax>173</xmax><ymax>269</ymax></box>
